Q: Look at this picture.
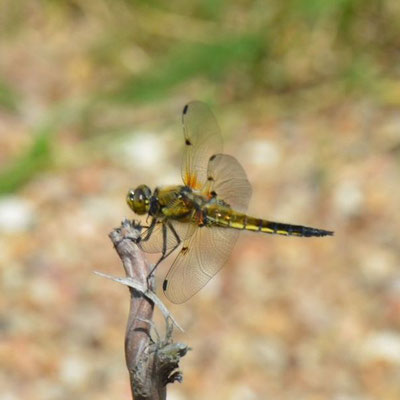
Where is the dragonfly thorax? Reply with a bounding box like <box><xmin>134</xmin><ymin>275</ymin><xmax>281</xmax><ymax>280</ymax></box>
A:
<box><xmin>126</xmin><ymin>184</ymin><xmax>152</xmax><ymax>215</ymax></box>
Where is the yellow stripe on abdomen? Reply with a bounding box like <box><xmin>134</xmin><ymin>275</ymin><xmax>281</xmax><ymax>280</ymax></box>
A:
<box><xmin>209</xmin><ymin>208</ymin><xmax>333</xmax><ymax>238</ymax></box>
<box><xmin>246</xmin><ymin>217</ymin><xmax>333</xmax><ymax>237</ymax></box>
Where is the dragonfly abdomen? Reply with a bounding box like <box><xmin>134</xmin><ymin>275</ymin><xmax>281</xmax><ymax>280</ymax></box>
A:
<box><xmin>209</xmin><ymin>208</ymin><xmax>333</xmax><ymax>237</ymax></box>
<box><xmin>246</xmin><ymin>218</ymin><xmax>333</xmax><ymax>237</ymax></box>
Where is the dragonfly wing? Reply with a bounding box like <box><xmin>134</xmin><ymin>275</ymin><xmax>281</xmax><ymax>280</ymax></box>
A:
<box><xmin>181</xmin><ymin>101</ymin><xmax>223</xmax><ymax>190</ymax></box>
<box><xmin>204</xmin><ymin>153</ymin><xmax>252</xmax><ymax>213</ymax></box>
<box><xmin>163</xmin><ymin>226</ymin><xmax>239</xmax><ymax>304</ymax></box>
<box><xmin>140</xmin><ymin>219</ymin><xmax>196</xmax><ymax>254</ymax></box>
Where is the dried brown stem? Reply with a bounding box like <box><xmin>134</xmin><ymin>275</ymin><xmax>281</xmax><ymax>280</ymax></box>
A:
<box><xmin>103</xmin><ymin>219</ymin><xmax>188</xmax><ymax>400</ymax></box>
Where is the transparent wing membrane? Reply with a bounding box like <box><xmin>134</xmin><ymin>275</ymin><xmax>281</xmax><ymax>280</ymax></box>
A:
<box><xmin>163</xmin><ymin>154</ymin><xmax>252</xmax><ymax>303</ymax></box>
<box><xmin>203</xmin><ymin>154</ymin><xmax>252</xmax><ymax>213</ymax></box>
<box><xmin>163</xmin><ymin>226</ymin><xmax>240</xmax><ymax>304</ymax></box>
<box><xmin>181</xmin><ymin>101</ymin><xmax>223</xmax><ymax>189</ymax></box>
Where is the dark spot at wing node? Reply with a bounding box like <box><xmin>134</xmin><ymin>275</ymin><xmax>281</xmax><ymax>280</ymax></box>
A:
<box><xmin>183</xmin><ymin>104</ymin><xmax>189</xmax><ymax>114</ymax></box>
<box><xmin>185</xmin><ymin>139</ymin><xmax>192</xmax><ymax>146</ymax></box>
<box><xmin>181</xmin><ymin>246</ymin><xmax>189</xmax><ymax>254</ymax></box>
<box><xmin>210</xmin><ymin>190</ymin><xmax>217</xmax><ymax>197</ymax></box>
<box><xmin>207</xmin><ymin>176</ymin><xmax>214</xmax><ymax>181</ymax></box>
<box><xmin>163</xmin><ymin>280</ymin><xmax>168</xmax><ymax>291</ymax></box>
<box><xmin>210</xmin><ymin>154</ymin><xmax>216</xmax><ymax>161</ymax></box>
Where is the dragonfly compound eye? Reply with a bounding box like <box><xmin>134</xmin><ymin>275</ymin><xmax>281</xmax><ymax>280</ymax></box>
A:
<box><xmin>126</xmin><ymin>185</ymin><xmax>151</xmax><ymax>215</ymax></box>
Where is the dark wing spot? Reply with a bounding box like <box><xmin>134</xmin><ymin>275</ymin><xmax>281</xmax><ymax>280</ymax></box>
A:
<box><xmin>210</xmin><ymin>154</ymin><xmax>216</xmax><ymax>161</ymax></box>
<box><xmin>163</xmin><ymin>280</ymin><xmax>168</xmax><ymax>291</ymax></box>
<box><xmin>185</xmin><ymin>139</ymin><xmax>192</xmax><ymax>146</ymax></box>
<box><xmin>183</xmin><ymin>104</ymin><xmax>189</xmax><ymax>114</ymax></box>
<box><xmin>210</xmin><ymin>190</ymin><xmax>217</xmax><ymax>197</ymax></box>
<box><xmin>207</xmin><ymin>176</ymin><xmax>214</xmax><ymax>181</ymax></box>
<box><xmin>181</xmin><ymin>246</ymin><xmax>189</xmax><ymax>255</ymax></box>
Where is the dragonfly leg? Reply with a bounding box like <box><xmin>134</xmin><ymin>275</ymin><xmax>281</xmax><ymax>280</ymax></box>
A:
<box><xmin>141</xmin><ymin>218</ymin><xmax>157</xmax><ymax>242</ymax></box>
<box><xmin>166</xmin><ymin>220</ymin><xmax>181</xmax><ymax>246</ymax></box>
<box><xmin>147</xmin><ymin>221</ymin><xmax>181</xmax><ymax>288</ymax></box>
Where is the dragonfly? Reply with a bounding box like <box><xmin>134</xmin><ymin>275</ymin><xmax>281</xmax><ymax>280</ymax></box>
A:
<box><xmin>126</xmin><ymin>101</ymin><xmax>333</xmax><ymax>304</ymax></box>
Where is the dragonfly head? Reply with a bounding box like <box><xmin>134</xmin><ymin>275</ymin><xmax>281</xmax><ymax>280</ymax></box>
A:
<box><xmin>126</xmin><ymin>185</ymin><xmax>152</xmax><ymax>215</ymax></box>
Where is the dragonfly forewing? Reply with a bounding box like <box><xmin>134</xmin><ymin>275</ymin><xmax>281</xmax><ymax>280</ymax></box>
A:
<box><xmin>163</xmin><ymin>225</ymin><xmax>240</xmax><ymax>304</ymax></box>
<box><xmin>182</xmin><ymin>101</ymin><xmax>223</xmax><ymax>190</ymax></box>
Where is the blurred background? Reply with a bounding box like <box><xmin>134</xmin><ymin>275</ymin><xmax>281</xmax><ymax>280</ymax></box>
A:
<box><xmin>1</xmin><ymin>1</ymin><xmax>400</xmax><ymax>399</ymax></box>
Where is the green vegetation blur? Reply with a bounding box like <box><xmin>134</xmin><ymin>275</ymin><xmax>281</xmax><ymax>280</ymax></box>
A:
<box><xmin>1</xmin><ymin>0</ymin><xmax>399</xmax><ymax>192</ymax></box>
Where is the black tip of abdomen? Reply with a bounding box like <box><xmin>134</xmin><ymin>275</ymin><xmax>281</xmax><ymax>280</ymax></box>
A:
<box><xmin>302</xmin><ymin>227</ymin><xmax>334</xmax><ymax>237</ymax></box>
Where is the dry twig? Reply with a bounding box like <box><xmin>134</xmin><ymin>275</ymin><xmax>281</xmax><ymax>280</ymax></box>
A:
<box><xmin>96</xmin><ymin>219</ymin><xmax>189</xmax><ymax>400</ymax></box>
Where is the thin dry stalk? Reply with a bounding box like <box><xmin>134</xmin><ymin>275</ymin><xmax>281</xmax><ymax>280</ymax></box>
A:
<box><xmin>99</xmin><ymin>219</ymin><xmax>188</xmax><ymax>400</ymax></box>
